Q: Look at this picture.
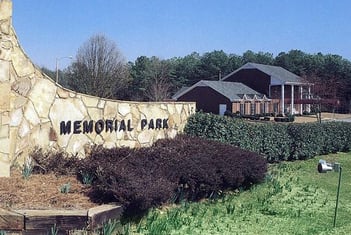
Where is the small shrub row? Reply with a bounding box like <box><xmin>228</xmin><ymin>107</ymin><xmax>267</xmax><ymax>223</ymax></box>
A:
<box><xmin>303</xmin><ymin>111</ymin><xmax>316</xmax><ymax>115</ymax></box>
<box><xmin>288</xmin><ymin>122</ymin><xmax>351</xmax><ymax>159</ymax></box>
<box><xmin>274</xmin><ymin>115</ymin><xmax>295</xmax><ymax>122</ymax></box>
<box><xmin>29</xmin><ymin>135</ymin><xmax>267</xmax><ymax>216</ymax></box>
<box><xmin>224</xmin><ymin>110</ymin><xmax>273</xmax><ymax>121</ymax></box>
<box><xmin>184</xmin><ymin>112</ymin><xmax>351</xmax><ymax>162</ymax></box>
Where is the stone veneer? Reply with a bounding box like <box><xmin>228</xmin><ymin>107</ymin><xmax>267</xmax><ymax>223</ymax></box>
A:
<box><xmin>0</xmin><ymin>0</ymin><xmax>195</xmax><ymax>177</ymax></box>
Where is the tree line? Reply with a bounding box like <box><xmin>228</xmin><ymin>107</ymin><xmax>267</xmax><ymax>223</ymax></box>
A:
<box><xmin>45</xmin><ymin>34</ymin><xmax>351</xmax><ymax>112</ymax></box>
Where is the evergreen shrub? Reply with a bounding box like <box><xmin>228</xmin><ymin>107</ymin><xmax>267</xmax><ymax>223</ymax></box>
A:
<box><xmin>184</xmin><ymin>112</ymin><xmax>351</xmax><ymax>162</ymax></box>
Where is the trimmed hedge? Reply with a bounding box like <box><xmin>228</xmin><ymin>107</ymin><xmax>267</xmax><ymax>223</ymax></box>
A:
<box><xmin>184</xmin><ymin>112</ymin><xmax>351</xmax><ymax>162</ymax></box>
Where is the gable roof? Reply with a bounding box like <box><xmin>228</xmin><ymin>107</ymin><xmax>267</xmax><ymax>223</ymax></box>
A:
<box><xmin>172</xmin><ymin>80</ymin><xmax>267</xmax><ymax>101</ymax></box>
<box><xmin>172</xmin><ymin>86</ymin><xmax>189</xmax><ymax>98</ymax></box>
<box><xmin>222</xmin><ymin>62</ymin><xmax>303</xmax><ymax>84</ymax></box>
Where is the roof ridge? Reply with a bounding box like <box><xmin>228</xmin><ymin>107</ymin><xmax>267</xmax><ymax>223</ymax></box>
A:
<box><xmin>222</xmin><ymin>62</ymin><xmax>302</xmax><ymax>83</ymax></box>
<box><xmin>172</xmin><ymin>79</ymin><xmax>263</xmax><ymax>101</ymax></box>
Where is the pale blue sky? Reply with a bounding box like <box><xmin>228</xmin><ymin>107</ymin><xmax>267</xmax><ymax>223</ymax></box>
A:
<box><xmin>12</xmin><ymin>0</ymin><xmax>351</xmax><ymax>70</ymax></box>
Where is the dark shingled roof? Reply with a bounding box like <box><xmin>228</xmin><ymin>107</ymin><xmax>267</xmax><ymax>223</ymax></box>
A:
<box><xmin>222</xmin><ymin>62</ymin><xmax>302</xmax><ymax>84</ymax></box>
<box><xmin>172</xmin><ymin>80</ymin><xmax>266</xmax><ymax>101</ymax></box>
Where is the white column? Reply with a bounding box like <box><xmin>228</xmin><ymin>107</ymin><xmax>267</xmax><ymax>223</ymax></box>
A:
<box><xmin>291</xmin><ymin>85</ymin><xmax>294</xmax><ymax>115</ymax></box>
<box><xmin>281</xmin><ymin>84</ymin><xmax>285</xmax><ymax>114</ymax></box>
<box><xmin>300</xmin><ymin>86</ymin><xmax>303</xmax><ymax>114</ymax></box>
<box><xmin>307</xmin><ymin>86</ymin><xmax>311</xmax><ymax>112</ymax></box>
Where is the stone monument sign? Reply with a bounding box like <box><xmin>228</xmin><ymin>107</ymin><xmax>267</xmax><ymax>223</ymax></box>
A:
<box><xmin>0</xmin><ymin>0</ymin><xmax>196</xmax><ymax>177</ymax></box>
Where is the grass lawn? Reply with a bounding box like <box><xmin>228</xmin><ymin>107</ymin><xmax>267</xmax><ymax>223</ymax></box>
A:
<box><xmin>119</xmin><ymin>152</ymin><xmax>351</xmax><ymax>235</ymax></box>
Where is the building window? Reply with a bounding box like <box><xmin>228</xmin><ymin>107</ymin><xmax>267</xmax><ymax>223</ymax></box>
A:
<box><xmin>240</xmin><ymin>103</ymin><xmax>245</xmax><ymax>114</ymax></box>
<box><xmin>273</xmin><ymin>103</ymin><xmax>279</xmax><ymax>113</ymax></box>
<box><xmin>266</xmin><ymin>102</ymin><xmax>269</xmax><ymax>113</ymax></box>
<box><xmin>261</xmin><ymin>102</ymin><xmax>268</xmax><ymax>114</ymax></box>
<box><xmin>250</xmin><ymin>103</ymin><xmax>256</xmax><ymax>115</ymax></box>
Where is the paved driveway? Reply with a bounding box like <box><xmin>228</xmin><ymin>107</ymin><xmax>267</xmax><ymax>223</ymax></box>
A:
<box><xmin>336</xmin><ymin>118</ymin><xmax>351</xmax><ymax>122</ymax></box>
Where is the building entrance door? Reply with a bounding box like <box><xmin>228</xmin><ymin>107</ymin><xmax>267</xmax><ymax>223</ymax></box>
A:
<box><xmin>219</xmin><ymin>104</ymin><xmax>227</xmax><ymax>116</ymax></box>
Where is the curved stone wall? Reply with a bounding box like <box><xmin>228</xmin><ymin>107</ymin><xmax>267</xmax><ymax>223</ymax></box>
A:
<box><xmin>0</xmin><ymin>0</ymin><xmax>195</xmax><ymax>176</ymax></box>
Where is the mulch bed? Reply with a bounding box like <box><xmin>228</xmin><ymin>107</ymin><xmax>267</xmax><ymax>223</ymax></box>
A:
<box><xmin>0</xmin><ymin>170</ymin><xmax>98</xmax><ymax>210</ymax></box>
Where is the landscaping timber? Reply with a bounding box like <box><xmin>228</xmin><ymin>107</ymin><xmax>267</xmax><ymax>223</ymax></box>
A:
<box><xmin>0</xmin><ymin>208</ymin><xmax>24</xmax><ymax>230</ymax></box>
<box><xmin>0</xmin><ymin>204</ymin><xmax>122</xmax><ymax>234</ymax></box>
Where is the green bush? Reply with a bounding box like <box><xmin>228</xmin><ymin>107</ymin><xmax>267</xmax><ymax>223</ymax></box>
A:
<box><xmin>287</xmin><ymin>122</ymin><xmax>351</xmax><ymax>159</ymax></box>
<box><xmin>287</xmin><ymin>123</ymin><xmax>324</xmax><ymax>160</ymax></box>
<box><xmin>321</xmin><ymin>121</ymin><xmax>351</xmax><ymax>153</ymax></box>
<box><xmin>256</xmin><ymin>123</ymin><xmax>292</xmax><ymax>162</ymax></box>
<box><xmin>184</xmin><ymin>112</ymin><xmax>351</xmax><ymax>162</ymax></box>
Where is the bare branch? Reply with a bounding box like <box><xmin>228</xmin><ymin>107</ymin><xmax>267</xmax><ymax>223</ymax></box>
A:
<box><xmin>68</xmin><ymin>34</ymin><xmax>130</xmax><ymax>99</ymax></box>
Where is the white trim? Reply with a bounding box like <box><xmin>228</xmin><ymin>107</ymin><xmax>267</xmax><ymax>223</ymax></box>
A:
<box><xmin>300</xmin><ymin>86</ymin><xmax>303</xmax><ymax>114</ymax></box>
<box><xmin>285</xmin><ymin>81</ymin><xmax>312</xmax><ymax>86</ymax></box>
<box><xmin>281</xmin><ymin>84</ymin><xmax>285</xmax><ymax>114</ymax></box>
<box><xmin>271</xmin><ymin>77</ymin><xmax>283</xmax><ymax>85</ymax></box>
<box><xmin>291</xmin><ymin>84</ymin><xmax>294</xmax><ymax>115</ymax></box>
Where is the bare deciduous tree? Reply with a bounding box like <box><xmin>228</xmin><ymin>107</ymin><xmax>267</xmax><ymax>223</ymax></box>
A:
<box><xmin>67</xmin><ymin>34</ymin><xmax>130</xmax><ymax>99</ymax></box>
<box><xmin>144</xmin><ymin>58</ymin><xmax>172</xmax><ymax>101</ymax></box>
<box><xmin>303</xmin><ymin>74</ymin><xmax>343</xmax><ymax>123</ymax></box>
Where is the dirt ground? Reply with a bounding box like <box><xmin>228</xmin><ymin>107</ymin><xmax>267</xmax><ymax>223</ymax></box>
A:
<box><xmin>0</xmin><ymin>170</ymin><xmax>98</xmax><ymax>210</ymax></box>
<box><xmin>294</xmin><ymin>112</ymin><xmax>351</xmax><ymax>123</ymax></box>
